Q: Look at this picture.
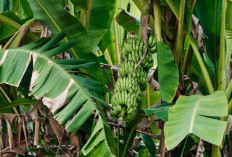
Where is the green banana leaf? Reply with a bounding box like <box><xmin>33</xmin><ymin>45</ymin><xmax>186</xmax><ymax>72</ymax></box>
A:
<box><xmin>143</xmin><ymin>105</ymin><xmax>169</xmax><ymax>122</ymax></box>
<box><xmin>70</xmin><ymin>0</ymin><xmax>89</xmax><ymax>10</ymax></box>
<box><xmin>28</xmin><ymin>0</ymin><xmax>116</xmax><ymax>59</ymax></box>
<box><xmin>165</xmin><ymin>91</ymin><xmax>228</xmax><ymax>150</ymax></box>
<box><xmin>140</xmin><ymin>133</ymin><xmax>156</xmax><ymax>157</ymax></box>
<box><xmin>27</xmin><ymin>0</ymin><xmax>91</xmax><ymax>59</ymax></box>
<box><xmin>0</xmin><ymin>0</ymin><xmax>13</xmax><ymax>13</ymax></box>
<box><xmin>157</xmin><ymin>42</ymin><xmax>179</xmax><ymax>103</ymax></box>
<box><xmin>0</xmin><ymin>34</ymin><xmax>106</xmax><ymax>134</ymax></box>
<box><xmin>225</xmin><ymin>2</ymin><xmax>232</xmax><ymax>77</ymax></box>
<box><xmin>88</xmin><ymin>0</ymin><xmax>116</xmax><ymax>50</ymax></box>
<box><xmin>82</xmin><ymin>116</ymin><xmax>117</xmax><ymax>157</ymax></box>
<box><xmin>0</xmin><ymin>99</ymin><xmax>37</xmax><ymax>112</ymax></box>
<box><xmin>27</xmin><ymin>0</ymin><xmax>115</xmax><ymax>86</ymax></box>
<box><xmin>195</xmin><ymin>0</ymin><xmax>222</xmax><ymax>66</ymax></box>
<box><xmin>116</xmin><ymin>9</ymin><xmax>140</xmax><ymax>32</ymax></box>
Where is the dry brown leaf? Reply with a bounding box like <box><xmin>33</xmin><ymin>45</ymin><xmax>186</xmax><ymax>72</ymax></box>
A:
<box><xmin>33</xmin><ymin>119</ymin><xmax>40</xmax><ymax>145</ymax></box>
<box><xmin>48</xmin><ymin>116</ymin><xmax>65</xmax><ymax>144</ymax></box>
<box><xmin>21</xmin><ymin>118</ymin><xmax>28</xmax><ymax>148</ymax></box>
<box><xmin>70</xmin><ymin>134</ymin><xmax>79</xmax><ymax>149</ymax></box>
<box><xmin>4</xmin><ymin>114</ymin><xmax>17</xmax><ymax>150</ymax></box>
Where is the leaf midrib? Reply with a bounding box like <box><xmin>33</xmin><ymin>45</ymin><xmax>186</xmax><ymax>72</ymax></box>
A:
<box><xmin>36</xmin><ymin>0</ymin><xmax>78</xmax><ymax>58</ymax></box>
<box><xmin>8</xmin><ymin>49</ymin><xmax>94</xmax><ymax>105</ymax></box>
<box><xmin>189</xmin><ymin>97</ymin><xmax>202</xmax><ymax>133</ymax></box>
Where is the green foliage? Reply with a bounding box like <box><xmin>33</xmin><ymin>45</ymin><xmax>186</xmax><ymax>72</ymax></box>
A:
<box><xmin>225</xmin><ymin>1</ymin><xmax>232</xmax><ymax>77</ymax></box>
<box><xmin>165</xmin><ymin>91</ymin><xmax>228</xmax><ymax>150</ymax></box>
<box><xmin>88</xmin><ymin>0</ymin><xmax>116</xmax><ymax>50</ymax></box>
<box><xmin>157</xmin><ymin>42</ymin><xmax>179</xmax><ymax>103</ymax></box>
<box><xmin>0</xmin><ymin>34</ymin><xmax>104</xmax><ymax>134</ymax></box>
<box><xmin>71</xmin><ymin>0</ymin><xmax>89</xmax><ymax>10</ymax></box>
<box><xmin>196</xmin><ymin>0</ymin><xmax>222</xmax><ymax>65</ymax></box>
<box><xmin>27</xmin><ymin>0</ymin><xmax>91</xmax><ymax>58</ymax></box>
<box><xmin>82</xmin><ymin>116</ymin><xmax>117</xmax><ymax>156</ymax></box>
<box><xmin>1</xmin><ymin>0</ymin><xmax>232</xmax><ymax>156</ymax></box>
<box><xmin>116</xmin><ymin>10</ymin><xmax>140</xmax><ymax>32</ymax></box>
<box><xmin>140</xmin><ymin>133</ymin><xmax>156</xmax><ymax>156</ymax></box>
<box><xmin>143</xmin><ymin>104</ymin><xmax>169</xmax><ymax>121</ymax></box>
<box><xmin>0</xmin><ymin>0</ymin><xmax>13</xmax><ymax>13</ymax></box>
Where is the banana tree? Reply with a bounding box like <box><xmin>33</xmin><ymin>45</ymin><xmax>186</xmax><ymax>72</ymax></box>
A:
<box><xmin>1</xmin><ymin>0</ymin><xmax>232</xmax><ymax>156</ymax></box>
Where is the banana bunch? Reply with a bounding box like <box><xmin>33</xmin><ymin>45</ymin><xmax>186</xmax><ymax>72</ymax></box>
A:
<box><xmin>111</xmin><ymin>34</ymin><xmax>157</xmax><ymax>123</ymax></box>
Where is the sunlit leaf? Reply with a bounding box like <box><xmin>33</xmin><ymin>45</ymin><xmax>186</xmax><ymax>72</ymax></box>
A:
<box><xmin>157</xmin><ymin>42</ymin><xmax>179</xmax><ymax>103</ymax></box>
<box><xmin>82</xmin><ymin>116</ymin><xmax>117</xmax><ymax>157</ymax></box>
<box><xmin>165</xmin><ymin>91</ymin><xmax>228</xmax><ymax>150</ymax></box>
<box><xmin>0</xmin><ymin>34</ymin><xmax>104</xmax><ymax>134</ymax></box>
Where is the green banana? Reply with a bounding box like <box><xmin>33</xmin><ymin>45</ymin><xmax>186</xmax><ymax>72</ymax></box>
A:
<box><xmin>111</xmin><ymin>34</ymin><xmax>156</xmax><ymax>123</ymax></box>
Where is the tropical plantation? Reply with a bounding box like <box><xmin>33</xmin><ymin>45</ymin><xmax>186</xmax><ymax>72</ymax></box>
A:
<box><xmin>0</xmin><ymin>0</ymin><xmax>232</xmax><ymax>156</ymax></box>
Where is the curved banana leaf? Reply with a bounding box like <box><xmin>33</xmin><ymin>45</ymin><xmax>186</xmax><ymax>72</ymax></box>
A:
<box><xmin>70</xmin><ymin>0</ymin><xmax>89</xmax><ymax>10</ymax></box>
<box><xmin>196</xmin><ymin>0</ymin><xmax>222</xmax><ymax>66</ymax></box>
<box><xmin>0</xmin><ymin>12</ymin><xmax>38</xmax><ymax>42</ymax></box>
<box><xmin>27</xmin><ymin>0</ymin><xmax>115</xmax><ymax>86</ymax></box>
<box><xmin>0</xmin><ymin>99</ymin><xmax>37</xmax><ymax>112</ymax></box>
<box><xmin>0</xmin><ymin>34</ymin><xmax>105</xmax><ymax>134</ymax></box>
<box><xmin>143</xmin><ymin>105</ymin><xmax>169</xmax><ymax>121</ymax></box>
<box><xmin>82</xmin><ymin>116</ymin><xmax>117</xmax><ymax>157</ymax></box>
<box><xmin>88</xmin><ymin>0</ymin><xmax>116</xmax><ymax>50</ymax></box>
<box><xmin>165</xmin><ymin>91</ymin><xmax>228</xmax><ymax>150</ymax></box>
<box><xmin>115</xmin><ymin>9</ymin><xmax>140</xmax><ymax>32</ymax></box>
<box><xmin>140</xmin><ymin>133</ymin><xmax>156</xmax><ymax>156</ymax></box>
<box><xmin>27</xmin><ymin>0</ymin><xmax>91</xmax><ymax>58</ymax></box>
<box><xmin>157</xmin><ymin>42</ymin><xmax>179</xmax><ymax>103</ymax></box>
<box><xmin>28</xmin><ymin>0</ymin><xmax>116</xmax><ymax>58</ymax></box>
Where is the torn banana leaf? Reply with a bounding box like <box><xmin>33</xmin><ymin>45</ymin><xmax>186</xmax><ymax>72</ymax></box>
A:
<box><xmin>0</xmin><ymin>33</ymin><xmax>106</xmax><ymax>134</ymax></box>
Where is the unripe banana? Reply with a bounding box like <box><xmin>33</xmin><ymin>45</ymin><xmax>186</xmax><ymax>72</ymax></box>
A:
<box><xmin>111</xmin><ymin>34</ymin><xmax>156</xmax><ymax>123</ymax></box>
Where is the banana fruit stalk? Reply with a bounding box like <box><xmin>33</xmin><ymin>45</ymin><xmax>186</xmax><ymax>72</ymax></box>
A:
<box><xmin>111</xmin><ymin>34</ymin><xmax>157</xmax><ymax>123</ymax></box>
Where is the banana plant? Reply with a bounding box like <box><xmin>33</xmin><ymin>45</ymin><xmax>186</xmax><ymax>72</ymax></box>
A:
<box><xmin>1</xmin><ymin>0</ymin><xmax>232</xmax><ymax>156</ymax></box>
<box><xmin>0</xmin><ymin>32</ymin><xmax>106</xmax><ymax>134</ymax></box>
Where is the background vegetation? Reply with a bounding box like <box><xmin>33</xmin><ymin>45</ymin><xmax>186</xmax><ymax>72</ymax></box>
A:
<box><xmin>0</xmin><ymin>0</ymin><xmax>232</xmax><ymax>156</ymax></box>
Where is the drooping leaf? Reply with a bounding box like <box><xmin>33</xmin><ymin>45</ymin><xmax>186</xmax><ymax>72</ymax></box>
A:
<box><xmin>88</xmin><ymin>0</ymin><xmax>116</xmax><ymax>50</ymax></box>
<box><xmin>143</xmin><ymin>105</ymin><xmax>169</xmax><ymax>122</ymax></box>
<box><xmin>27</xmin><ymin>0</ymin><xmax>91</xmax><ymax>58</ymax></box>
<box><xmin>72</xmin><ymin>75</ymin><xmax>104</xmax><ymax>95</ymax></box>
<box><xmin>115</xmin><ymin>9</ymin><xmax>140</xmax><ymax>32</ymax></box>
<box><xmin>196</xmin><ymin>0</ymin><xmax>222</xmax><ymax>66</ymax></box>
<box><xmin>165</xmin><ymin>91</ymin><xmax>228</xmax><ymax>150</ymax></box>
<box><xmin>0</xmin><ymin>34</ymin><xmax>103</xmax><ymax>134</ymax></box>
<box><xmin>98</xmin><ymin>29</ymin><xmax>114</xmax><ymax>53</ymax></box>
<box><xmin>82</xmin><ymin>116</ymin><xmax>117</xmax><ymax>157</ymax></box>
<box><xmin>140</xmin><ymin>133</ymin><xmax>156</xmax><ymax>157</ymax></box>
<box><xmin>157</xmin><ymin>42</ymin><xmax>179</xmax><ymax>103</ymax></box>
<box><xmin>141</xmin><ymin>89</ymin><xmax>160</xmax><ymax>109</ymax></box>
<box><xmin>27</xmin><ymin>0</ymin><xmax>114</xmax><ymax>86</ymax></box>
<box><xmin>0</xmin><ymin>99</ymin><xmax>37</xmax><ymax>112</ymax></box>
<box><xmin>0</xmin><ymin>24</ymin><xmax>16</xmax><ymax>43</ymax></box>
<box><xmin>0</xmin><ymin>12</ymin><xmax>38</xmax><ymax>41</ymax></box>
<box><xmin>70</xmin><ymin>0</ymin><xmax>89</xmax><ymax>10</ymax></box>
